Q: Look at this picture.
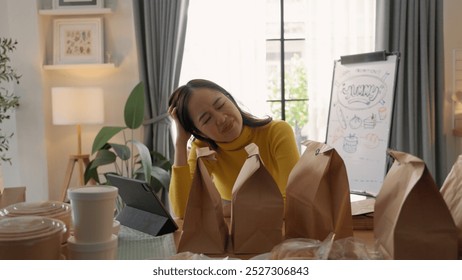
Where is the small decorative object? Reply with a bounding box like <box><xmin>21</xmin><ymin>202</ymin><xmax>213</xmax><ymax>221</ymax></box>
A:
<box><xmin>53</xmin><ymin>0</ymin><xmax>104</xmax><ymax>10</ymax></box>
<box><xmin>53</xmin><ymin>17</ymin><xmax>104</xmax><ymax>65</ymax></box>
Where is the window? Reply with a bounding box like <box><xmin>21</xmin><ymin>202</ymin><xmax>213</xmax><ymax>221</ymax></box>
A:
<box><xmin>179</xmin><ymin>0</ymin><xmax>375</xmax><ymax>149</ymax></box>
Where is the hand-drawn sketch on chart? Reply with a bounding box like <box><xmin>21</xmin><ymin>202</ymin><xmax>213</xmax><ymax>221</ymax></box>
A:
<box><xmin>326</xmin><ymin>51</ymin><xmax>399</xmax><ymax>195</ymax></box>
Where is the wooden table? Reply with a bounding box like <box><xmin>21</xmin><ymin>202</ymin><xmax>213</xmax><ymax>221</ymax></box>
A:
<box><xmin>173</xmin><ymin>219</ymin><xmax>376</xmax><ymax>259</ymax></box>
<box><xmin>113</xmin><ymin>218</ymin><xmax>376</xmax><ymax>260</ymax></box>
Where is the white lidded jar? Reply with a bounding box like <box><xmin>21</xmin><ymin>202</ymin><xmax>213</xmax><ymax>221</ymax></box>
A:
<box><xmin>68</xmin><ymin>186</ymin><xmax>118</xmax><ymax>243</ymax></box>
<box><xmin>0</xmin><ymin>216</ymin><xmax>66</xmax><ymax>259</ymax></box>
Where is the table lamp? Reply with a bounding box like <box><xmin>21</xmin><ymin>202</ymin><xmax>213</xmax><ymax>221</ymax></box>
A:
<box><xmin>52</xmin><ymin>87</ymin><xmax>104</xmax><ymax>201</ymax></box>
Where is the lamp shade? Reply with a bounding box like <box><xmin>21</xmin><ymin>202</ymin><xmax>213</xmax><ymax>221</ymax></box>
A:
<box><xmin>52</xmin><ymin>87</ymin><xmax>104</xmax><ymax>125</ymax></box>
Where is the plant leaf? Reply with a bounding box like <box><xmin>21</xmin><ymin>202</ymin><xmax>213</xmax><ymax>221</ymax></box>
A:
<box><xmin>134</xmin><ymin>166</ymin><xmax>170</xmax><ymax>192</ymax></box>
<box><xmin>91</xmin><ymin>126</ymin><xmax>125</xmax><ymax>154</ymax></box>
<box><xmin>84</xmin><ymin>159</ymin><xmax>100</xmax><ymax>184</ymax></box>
<box><xmin>109</xmin><ymin>142</ymin><xmax>131</xmax><ymax>161</ymax></box>
<box><xmin>83</xmin><ymin>151</ymin><xmax>117</xmax><ymax>184</ymax></box>
<box><xmin>129</xmin><ymin>139</ymin><xmax>152</xmax><ymax>181</ymax></box>
<box><xmin>92</xmin><ymin>150</ymin><xmax>117</xmax><ymax>167</ymax></box>
<box><xmin>124</xmin><ymin>82</ymin><xmax>145</xmax><ymax>129</ymax></box>
<box><xmin>151</xmin><ymin>150</ymin><xmax>172</xmax><ymax>171</ymax></box>
<box><xmin>150</xmin><ymin>166</ymin><xmax>171</xmax><ymax>191</ymax></box>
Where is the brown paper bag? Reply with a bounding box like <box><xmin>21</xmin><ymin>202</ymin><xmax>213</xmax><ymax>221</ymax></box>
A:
<box><xmin>177</xmin><ymin>147</ymin><xmax>228</xmax><ymax>254</ymax></box>
<box><xmin>231</xmin><ymin>143</ymin><xmax>284</xmax><ymax>254</ymax></box>
<box><xmin>440</xmin><ymin>154</ymin><xmax>462</xmax><ymax>257</ymax></box>
<box><xmin>374</xmin><ymin>150</ymin><xmax>458</xmax><ymax>260</ymax></box>
<box><xmin>285</xmin><ymin>140</ymin><xmax>353</xmax><ymax>241</ymax></box>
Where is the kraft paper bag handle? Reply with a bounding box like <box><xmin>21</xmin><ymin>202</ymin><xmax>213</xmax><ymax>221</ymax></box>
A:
<box><xmin>244</xmin><ymin>142</ymin><xmax>260</xmax><ymax>157</ymax></box>
<box><xmin>315</xmin><ymin>144</ymin><xmax>351</xmax><ymax>238</ymax></box>
<box><xmin>178</xmin><ymin>145</ymin><xmax>228</xmax><ymax>254</ymax></box>
<box><xmin>387</xmin><ymin>149</ymin><xmax>426</xmax><ymax>196</ymax></box>
<box><xmin>231</xmin><ymin>142</ymin><xmax>284</xmax><ymax>253</ymax></box>
<box><xmin>196</xmin><ymin>146</ymin><xmax>216</xmax><ymax>160</ymax></box>
<box><xmin>232</xmin><ymin>143</ymin><xmax>261</xmax><ymax>194</ymax></box>
<box><xmin>195</xmin><ymin>146</ymin><xmax>222</xmax><ymax>207</ymax></box>
<box><xmin>304</xmin><ymin>141</ymin><xmax>332</xmax><ymax>199</ymax></box>
<box><xmin>388</xmin><ymin>149</ymin><xmax>424</xmax><ymax>164</ymax></box>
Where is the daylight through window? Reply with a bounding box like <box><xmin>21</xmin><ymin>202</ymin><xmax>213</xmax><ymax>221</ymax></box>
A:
<box><xmin>179</xmin><ymin>0</ymin><xmax>376</xmax><ymax>149</ymax></box>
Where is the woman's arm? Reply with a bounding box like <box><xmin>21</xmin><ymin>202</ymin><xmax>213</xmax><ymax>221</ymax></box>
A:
<box><xmin>268</xmin><ymin>121</ymin><xmax>301</xmax><ymax>198</ymax></box>
<box><xmin>168</xmin><ymin>106</ymin><xmax>195</xmax><ymax>218</ymax></box>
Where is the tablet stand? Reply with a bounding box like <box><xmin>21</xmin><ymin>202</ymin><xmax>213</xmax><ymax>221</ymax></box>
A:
<box><xmin>116</xmin><ymin>206</ymin><xmax>177</xmax><ymax>236</ymax></box>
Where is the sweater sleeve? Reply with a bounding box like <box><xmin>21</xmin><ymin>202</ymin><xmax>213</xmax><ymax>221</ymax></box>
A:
<box><xmin>268</xmin><ymin>121</ymin><xmax>300</xmax><ymax>198</ymax></box>
<box><xmin>168</xmin><ymin>144</ymin><xmax>198</xmax><ymax>218</ymax></box>
<box><xmin>168</xmin><ymin>165</ymin><xmax>192</xmax><ymax>219</ymax></box>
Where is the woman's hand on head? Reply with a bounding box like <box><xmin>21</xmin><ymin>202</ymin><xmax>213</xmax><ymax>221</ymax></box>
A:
<box><xmin>169</xmin><ymin>106</ymin><xmax>192</xmax><ymax>146</ymax></box>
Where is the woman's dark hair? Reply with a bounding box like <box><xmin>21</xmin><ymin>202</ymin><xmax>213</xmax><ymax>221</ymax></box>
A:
<box><xmin>169</xmin><ymin>79</ymin><xmax>272</xmax><ymax>149</ymax></box>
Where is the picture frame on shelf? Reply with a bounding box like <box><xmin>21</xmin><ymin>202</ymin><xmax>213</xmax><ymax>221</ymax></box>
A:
<box><xmin>52</xmin><ymin>0</ymin><xmax>104</xmax><ymax>9</ymax></box>
<box><xmin>53</xmin><ymin>17</ymin><xmax>104</xmax><ymax>65</ymax></box>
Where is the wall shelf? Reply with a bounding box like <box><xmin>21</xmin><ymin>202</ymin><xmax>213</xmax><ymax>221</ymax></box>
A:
<box><xmin>39</xmin><ymin>4</ymin><xmax>116</xmax><ymax>71</ymax></box>
<box><xmin>43</xmin><ymin>63</ymin><xmax>116</xmax><ymax>70</ymax></box>
<box><xmin>38</xmin><ymin>8</ymin><xmax>112</xmax><ymax>16</ymax></box>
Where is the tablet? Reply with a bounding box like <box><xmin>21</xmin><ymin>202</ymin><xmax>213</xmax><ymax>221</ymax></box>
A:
<box><xmin>106</xmin><ymin>174</ymin><xmax>178</xmax><ymax>236</ymax></box>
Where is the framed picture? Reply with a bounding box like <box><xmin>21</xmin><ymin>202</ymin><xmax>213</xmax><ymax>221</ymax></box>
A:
<box><xmin>53</xmin><ymin>0</ymin><xmax>104</xmax><ymax>9</ymax></box>
<box><xmin>53</xmin><ymin>17</ymin><xmax>104</xmax><ymax>65</ymax></box>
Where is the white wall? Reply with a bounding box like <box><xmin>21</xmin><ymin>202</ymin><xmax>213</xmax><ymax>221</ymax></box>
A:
<box><xmin>1</xmin><ymin>0</ymin><xmax>48</xmax><ymax>201</ymax></box>
<box><xmin>1</xmin><ymin>0</ymin><xmax>140</xmax><ymax>201</ymax></box>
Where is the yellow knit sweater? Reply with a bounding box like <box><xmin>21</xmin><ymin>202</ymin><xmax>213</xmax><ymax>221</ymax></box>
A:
<box><xmin>169</xmin><ymin>120</ymin><xmax>300</xmax><ymax>218</ymax></box>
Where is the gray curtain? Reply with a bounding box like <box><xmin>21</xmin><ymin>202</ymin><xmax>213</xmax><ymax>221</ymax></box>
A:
<box><xmin>375</xmin><ymin>0</ymin><xmax>446</xmax><ymax>185</ymax></box>
<box><xmin>132</xmin><ymin>0</ymin><xmax>189</xmax><ymax>162</ymax></box>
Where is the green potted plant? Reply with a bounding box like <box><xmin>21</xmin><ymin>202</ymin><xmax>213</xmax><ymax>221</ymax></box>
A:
<box><xmin>84</xmin><ymin>82</ymin><xmax>171</xmax><ymax>203</ymax></box>
<box><xmin>0</xmin><ymin>38</ymin><xmax>21</xmax><ymax>165</ymax></box>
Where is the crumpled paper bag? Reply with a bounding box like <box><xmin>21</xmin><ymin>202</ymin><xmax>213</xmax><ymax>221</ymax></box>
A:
<box><xmin>374</xmin><ymin>150</ymin><xmax>458</xmax><ymax>259</ymax></box>
<box><xmin>285</xmin><ymin>140</ymin><xmax>353</xmax><ymax>241</ymax></box>
<box><xmin>231</xmin><ymin>143</ymin><xmax>284</xmax><ymax>254</ymax></box>
<box><xmin>177</xmin><ymin>147</ymin><xmax>228</xmax><ymax>254</ymax></box>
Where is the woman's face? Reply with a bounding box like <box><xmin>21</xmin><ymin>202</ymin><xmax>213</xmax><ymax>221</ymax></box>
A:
<box><xmin>188</xmin><ymin>88</ymin><xmax>243</xmax><ymax>143</ymax></box>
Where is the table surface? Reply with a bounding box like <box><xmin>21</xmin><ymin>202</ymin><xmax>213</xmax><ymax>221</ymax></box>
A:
<box><xmin>117</xmin><ymin>225</ymin><xmax>177</xmax><ymax>260</ymax></box>
<box><xmin>116</xmin><ymin>219</ymin><xmax>376</xmax><ymax>260</ymax></box>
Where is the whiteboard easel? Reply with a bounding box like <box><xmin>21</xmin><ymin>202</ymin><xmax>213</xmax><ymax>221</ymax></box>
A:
<box><xmin>325</xmin><ymin>51</ymin><xmax>399</xmax><ymax>196</ymax></box>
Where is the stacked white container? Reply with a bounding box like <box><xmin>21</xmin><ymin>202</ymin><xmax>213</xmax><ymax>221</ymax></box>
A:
<box><xmin>0</xmin><ymin>216</ymin><xmax>66</xmax><ymax>259</ymax></box>
<box><xmin>67</xmin><ymin>186</ymin><xmax>119</xmax><ymax>260</ymax></box>
<box><xmin>0</xmin><ymin>201</ymin><xmax>72</xmax><ymax>241</ymax></box>
<box><xmin>0</xmin><ymin>200</ymin><xmax>72</xmax><ymax>258</ymax></box>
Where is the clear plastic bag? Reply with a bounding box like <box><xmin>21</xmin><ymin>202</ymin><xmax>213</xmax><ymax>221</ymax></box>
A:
<box><xmin>328</xmin><ymin>237</ymin><xmax>383</xmax><ymax>260</ymax></box>
<box><xmin>168</xmin><ymin>251</ymin><xmax>240</xmax><ymax>260</ymax></box>
<box><xmin>269</xmin><ymin>232</ymin><xmax>383</xmax><ymax>260</ymax></box>
<box><xmin>270</xmin><ymin>233</ymin><xmax>335</xmax><ymax>260</ymax></box>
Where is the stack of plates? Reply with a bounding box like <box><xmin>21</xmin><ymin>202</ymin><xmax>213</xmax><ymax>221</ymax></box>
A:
<box><xmin>0</xmin><ymin>216</ymin><xmax>66</xmax><ymax>259</ymax></box>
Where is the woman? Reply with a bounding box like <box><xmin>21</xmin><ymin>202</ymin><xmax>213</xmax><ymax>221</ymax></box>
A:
<box><xmin>168</xmin><ymin>79</ymin><xmax>300</xmax><ymax>218</ymax></box>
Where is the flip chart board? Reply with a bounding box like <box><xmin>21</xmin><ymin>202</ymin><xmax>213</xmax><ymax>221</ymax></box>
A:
<box><xmin>326</xmin><ymin>51</ymin><xmax>399</xmax><ymax>195</ymax></box>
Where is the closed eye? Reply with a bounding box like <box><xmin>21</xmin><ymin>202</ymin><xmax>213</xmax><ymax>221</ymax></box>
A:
<box><xmin>203</xmin><ymin>117</ymin><xmax>211</xmax><ymax>124</ymax></box>
<box><xmin>201</xmin><ymin>114</ymin><xmax>211</xmax><ymax>125</ymax></box>
<box><xmin>216</xmin><ymin>101</ymin><xmax>226</xmax><ymax>109</ymax></box>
